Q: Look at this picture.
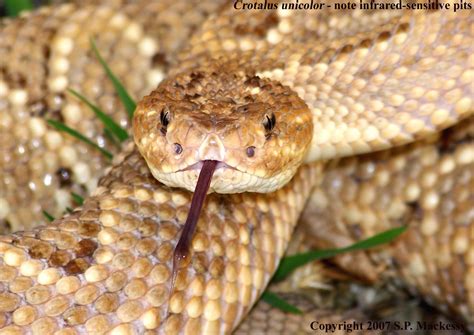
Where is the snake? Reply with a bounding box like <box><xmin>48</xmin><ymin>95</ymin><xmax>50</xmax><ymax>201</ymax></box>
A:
<box><xmin>0</xmin><ymin>0</ymin><xmax>473</xmax><ymax>334</ymax></box>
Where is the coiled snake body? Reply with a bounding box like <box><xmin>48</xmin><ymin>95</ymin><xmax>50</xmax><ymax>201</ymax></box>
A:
<box><xmin>0</xmin><ymin>1</ymin><xmax>472</xmax><ymax>334</ymax></box>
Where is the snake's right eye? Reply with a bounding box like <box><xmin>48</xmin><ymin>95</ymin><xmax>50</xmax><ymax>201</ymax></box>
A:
<box><xmin>174</xmin><ymin>143</ymin><xmax>183</xmax><ymax>155</ymax></box>
<box><xmin>159</xmin><ymin>107</ymin><xmax>170</xmax><ymax>135</ymax></box>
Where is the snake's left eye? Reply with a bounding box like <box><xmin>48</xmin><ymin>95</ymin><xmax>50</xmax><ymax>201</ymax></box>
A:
<box><xmin>263</xmin><ymin>113</ymin><xmax>276</xmax><ymax>132</ymax></box>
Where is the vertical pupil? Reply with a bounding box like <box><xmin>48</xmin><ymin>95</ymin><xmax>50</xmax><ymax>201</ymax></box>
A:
<box><xmin>264</xmin><ymin>113</ymin><xmax>275</xmax><ymax>131</ymax></box>
<box><xmin>161</xmin><ymin>111</ymin><xmax>169</xmax><ymax>127</ymax></box>
<box><xmin>159</xmin><ymin>111</ymin><xmax>169</xmax><ymax>135</ymax></box>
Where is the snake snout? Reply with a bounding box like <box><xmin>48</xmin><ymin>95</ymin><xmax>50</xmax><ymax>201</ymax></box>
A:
<box><xmin>197</xmin><ymin>133</ymin><xmax>226</xmax><ymax>162</ymax></box>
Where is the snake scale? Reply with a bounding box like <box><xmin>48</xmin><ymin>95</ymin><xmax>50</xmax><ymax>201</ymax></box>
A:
<box><xmin>0</xmin><ymin>0</ymin><xmax>472</xmax><ymax>334</ymax></box>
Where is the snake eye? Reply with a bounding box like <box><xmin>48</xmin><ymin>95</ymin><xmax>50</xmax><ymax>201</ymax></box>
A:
<box><xmin>174</xmin><ymin>143</ymin><xmax>183</xmax><ymax>155</ymax></box>
<box><xmin>263</xmin><ymin>113</ymin><xmax>276</xmax><ymax>132</ymax></box>
<box><xmin>246</xmin><ymin>146</ymin><xmax>255</xmax><ymax>158</ymax></box>
<box><xmin>159</xmin><ymin>107</ymin><xmax>170</xmax><ymax>135</ymax></box>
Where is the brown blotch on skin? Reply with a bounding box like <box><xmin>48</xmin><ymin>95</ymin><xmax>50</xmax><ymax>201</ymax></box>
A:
<box><xmin>63</xmin><ymin>258</ymin><xmax>90</xmax><ymax>275</ymax></box>
<box><xmin>27</xmin><ymin>241</ymin><xmax>54</xmax><ymax>259</ymax></box>
<box><xmin>74</xmin><ymin>239</ymin><xmax>98</xmax><ymax>258</ymax></box>
<box><xmin>256</xmin><ymin>13</ymin><xmax>279</xmax><ymax>37</ymax></box>
<box><xmin>77</xmin><ymin>223</ymin><xmax>101</xmax><ymax>238</ymax></box>
<box><xmin>377</xmin><ymin>31</ymin><xmax>392</xmax><ymax>42</ymax></box>
<box><xmin>151</xmin><ymin>52</ymin><xmax>169</xmax><ymax>69</ymax></box>
<box><xmin>359</xmin><ymin>38</ymin><xmax>373</xmax><ymax>49</ymax></box>
<box><xmin>235</xmin><ymin>13</ymin><xmax>279</xmax><ymax>38</ymax></box>
<box><xmin>398</xmin><ymin>22</ymin><xmax>410</xmax><ymax>33</ymax></box>
<box><xmin>340</xmin><ymin>44</ymin><xmax>354</xmax><ymax>54</ymax></box>
<box><xmin>49</xmin><ymin>250</ymin><xmax>71</xmax><ymax>267</ymax></box>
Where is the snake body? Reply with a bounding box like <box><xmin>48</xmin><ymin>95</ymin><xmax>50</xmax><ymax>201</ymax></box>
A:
<box><xmin>0</xmin><ymin>1</ymin><xmax>473</xmax><ymax>334</ymax></box>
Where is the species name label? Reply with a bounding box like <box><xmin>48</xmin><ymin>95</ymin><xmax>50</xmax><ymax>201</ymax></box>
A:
<box><xmin>233</xmin><ymin>0</ymin><xmax>472</xmax><ymax>12</ymax></box>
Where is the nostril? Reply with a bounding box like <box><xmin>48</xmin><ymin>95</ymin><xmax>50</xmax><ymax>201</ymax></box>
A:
<box><xmin>174</xmin><ymin>143</ymin><xmax>183</xmax><ymax>155</ymax></box>
<box><xmin>246</xmin><ymin>146</ymin><xmax>255</xmax><ymax>158</ymax></box>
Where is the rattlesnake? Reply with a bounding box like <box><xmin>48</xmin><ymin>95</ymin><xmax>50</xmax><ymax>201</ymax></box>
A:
<box><xmin>0</xmin><ymin>0</ymin><xmax>472</xmax><ymax>334</ymax></box>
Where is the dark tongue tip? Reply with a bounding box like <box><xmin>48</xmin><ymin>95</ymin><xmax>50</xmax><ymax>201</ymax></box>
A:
<box><xmin>172</xmin><ymin>160</ymin><xmax>218</xmax><ymax>282</ymax></box>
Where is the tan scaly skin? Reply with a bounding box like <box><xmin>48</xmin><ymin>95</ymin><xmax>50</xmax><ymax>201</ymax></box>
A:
<box><xmin>0</xmin><ymin>1</ymin><xmax>473</xmax><ymax>334</ymax></box>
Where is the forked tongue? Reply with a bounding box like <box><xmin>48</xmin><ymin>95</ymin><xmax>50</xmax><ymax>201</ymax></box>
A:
<box><xmin>172</xmin><ymin>160</ymin><xmax>218</xmax><ymax>282</ymax></box>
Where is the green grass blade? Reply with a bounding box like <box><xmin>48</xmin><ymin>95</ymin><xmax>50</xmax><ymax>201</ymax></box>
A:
<box><xmin>42</xmin><ymin>210</ymin><xmax>55</xmax><ymax>222</ymax></box>
<box><xmin>68</xmin><ymin>89</ymin><xmax>128</xmax><ymax>143</ymax></box>
<box><xmin>47</xmin><ymin>119</ymin><xmax>113</xmax><ymax>160</ymax></box>
<box><xmin>104</xmin><ymin>128</ymin><xmax>122</xmax><ymax>149</ymax></box>
<box><xmin>90</xmin><ymin>39</ymin><xmax>136</xmax><ymax>118</ymax></box>
<box><xmin>5</xmin><ymin>0</ymin><xmax>33</xmax><ymax>17</ymax></box>
<box><xmin>71</xmin><ymin>192</ymin><xmax>84</xmax><ymax>206</ymax></box>
<box><xmin>261</xmin><ymin>291</ymin><xmax>302</xmax><ymax>315</ymax></box>
<box><xmin>273</xmin><ymin>226</ymin><xmax>407</xmax><ymax>282</ymax></box>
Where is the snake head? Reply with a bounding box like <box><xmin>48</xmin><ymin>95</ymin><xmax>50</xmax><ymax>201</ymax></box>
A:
<box><xmin>133</xmin><ymin>68</ymin><xmax>313</xmax><ymax>193</ymax></box>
